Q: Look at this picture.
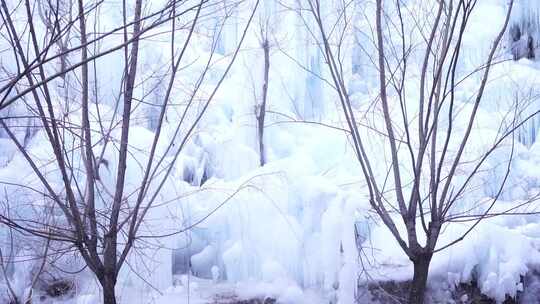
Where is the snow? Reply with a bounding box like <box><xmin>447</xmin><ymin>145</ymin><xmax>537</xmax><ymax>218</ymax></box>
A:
<box><xmin>2</xmin><ymin>0</ymin><xmax>540</xmax><ymax>303</ymax></box>
<box><xmin>149</xmin><ymin>276</ymin><xmax>330</xmax><ymax>304</ymax></box>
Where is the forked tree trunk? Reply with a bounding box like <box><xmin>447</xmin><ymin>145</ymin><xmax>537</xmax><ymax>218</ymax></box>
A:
<box><xmin>101</xmin><ymin>277</ymin><xmax>117</xmax><ymax>304</ymax></box>
<box><xmin>408</xmin><ymin>254</ymin><xmax>432</xmax><ymax>304</ymax></box>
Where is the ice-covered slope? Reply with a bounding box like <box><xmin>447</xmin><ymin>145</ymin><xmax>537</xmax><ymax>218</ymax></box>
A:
<box><xmin>1</xmin><ymin>0</ymin><xmax>540</xmax><ymax>303</ymax></box>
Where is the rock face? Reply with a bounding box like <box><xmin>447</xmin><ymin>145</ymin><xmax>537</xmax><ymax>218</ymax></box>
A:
<box><xmin>519</xmin><ymin>270</ymin><xmax>540</xmax><ymax>303</ymax></box>
<box><xmin>509</xmin><ymin>23</ymin><xmax>535</xmax><ymax>61</ymax></box>
<box><xmin>511</xmin><ymin>35</ymin><xmax>535</xmax><ymax>61</ymax></box>
<box><xmin>210</xmin><ymin>295</ymin><xmax>277</xmax><ymax>304</ymax></box>
<box><xmin>365</xmin><ymin>279</ymin><xmax>521</xmax><ymax>304</ymax></box>
<box><xmin>44</xmin><ymin>280</ymin><xmax>74</xmax><ymax>298</ymax></box>
<box><xmin>450</xmin><ymin>282</ymin><xmax>518</xmax><ymax>304</ymax></box>
<box><xmin>366</xmin><ymin>280</ymin><xmax>412</xmax><ymax>303</ymax></box>
<box><xmin>224</xmin><ymin>299</ymin><xmax>276</xmax><ymax>304</ymax></box>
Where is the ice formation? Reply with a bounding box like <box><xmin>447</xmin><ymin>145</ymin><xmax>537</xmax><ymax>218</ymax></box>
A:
<box><xmin>0</xmin><ymin>0</ymin><xmax>540</xmax><ymax>303</ymax></box>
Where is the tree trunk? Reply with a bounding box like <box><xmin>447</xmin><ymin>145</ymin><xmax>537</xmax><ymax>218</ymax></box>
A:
<box><xmin>257</xmin><ymin>37</ymin><xmax>270</xmax><ymax>167</ymax></box>
<box><xmin>408</xmin><ymin>254</ymin><xmax>432</xmax><ymax>304</ymax></box>
<box><xmin>101</xmin><ymin>278</ymin><xmax>117</xmax><ymax>304</ymax></box>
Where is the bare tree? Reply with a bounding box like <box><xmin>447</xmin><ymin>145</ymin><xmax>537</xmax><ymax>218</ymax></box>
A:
<box><xmin>298</xmin><ymin>0</ymin><xmax>540</xmax><ymax>302</ymax></box>
<box><xmin>0</xmin><ymin>0</ymin><xmax>260</xmax><ymax>303</ymax></box>
<box><xmin>256</xmin><ymin>27</ymin><xmax>270</xmax><ymax>167</ymax></box>
<box><xmin>254</xmin><ymin>15</ymin><xmax>272</xmax><ymax>167</ymax></box>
